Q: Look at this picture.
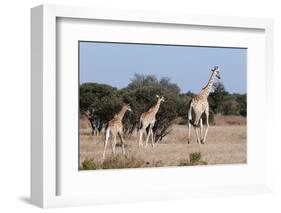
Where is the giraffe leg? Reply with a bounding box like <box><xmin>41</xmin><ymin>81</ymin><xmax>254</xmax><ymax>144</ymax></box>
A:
<box><xmin>118</xmin><ymin>132</ymin><xmax>125</xmax><ymax>155</ymax></box>
<box><xmin>112</xmin><ymin>133</ymin><xmax>117</xmax><ymax>155</ymax></box>
<box><xmin>202</xmin><ymin>110</ymin><xmax>209</xmax><ymax>144</ymax></box>
<box><xmin>199</xmin><ymin>118</ymin><xmax>203</xmax><ymax>144</ymax></box>
<box><xmin>102</xmin><ymin>128</ymin><xmax>110</xmax><ymax>160</ymax></box>
<box><xmin>139</xmin><ymin>129</ymin><xmax>144</xmax><ymax>148</ymax></box>
<box><xmin>194</xmin><ymin>126</ymin><xmax>201</xmax><ymax>144</ymax></box>
<box><xmin>145</xmin><ymin>127</ymin><xmax>151</xmax><ymax>148</ymax></box>
<box><xmin>188</xmin><ymin>121</ymin><xmax>191</xmax><ymax>144</ymax></box>
<box><xmin>194</xmin><ymin>114</ymin><xmax>202</xmax><ymax>144</ymax></box>
<box><xmin>150</xmin><ymin>128</ymin><xmax>154</xmax><ymax>148</ymax></box>
<box><xmin>110</xmin><ymin>136</ymin><xmax>115</xmax><ymax>154</ymax></box>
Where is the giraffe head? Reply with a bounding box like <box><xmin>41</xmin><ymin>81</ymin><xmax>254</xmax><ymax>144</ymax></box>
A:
<box><xmin>156</xmin><ymin>94</ymin><xmax>165</xmax><ymax>102</ymax></box>
<box><xmin>82</xmin><ymin>109</ymin><xmax>93</xmax><ymax>120</ymax></box>
<box><xmin>85</xmin><ymin>110</ymin><xmax>92</xmax><ymax>119</ymax></box>
<box><xmin>123</xmin><ymin>103</ymin><xmax>132</xmax><ymax>112</ymax></box>
<box><xmin>212</xmin><ymin>66</ymin><xmax>221</xmax><ymax>79</ymax></box>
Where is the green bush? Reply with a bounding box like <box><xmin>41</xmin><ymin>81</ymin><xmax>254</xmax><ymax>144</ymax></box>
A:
<box><xmin>190</xmin><ymin>152</ymin><xmax>202</xmax><ymax>164</ymax></box>
<box><xmin>79</xmin><ymin>83</ymin><xmax>122</xmax><ymax>129</ymax></box>
<box><xmin>178</xmin><ymin>152</ymin><xmax>208</xmax><ymax>166</ymax></box>
<box><xmin>80</xmin><ymin>158</ymin><xmax>102</xmax><ymax>170</ymax></box>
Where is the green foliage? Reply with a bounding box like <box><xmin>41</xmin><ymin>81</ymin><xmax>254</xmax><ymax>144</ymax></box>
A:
<box><xmin>79</xmin><ymin>83</ymin><xmax>122</xmax><ymax>130</ymax></box>
<box><xmin>80</xmin><ymin>83</ymin><xmax>119</xmax><ymax>112</ymax></box>
<box><xmin>235</xmin><ymin>93</ymin><xmax>247</xmax><ymax>116</ymax></box>
<box><xmin>209</xmin><ymin>82</ymin><xmax>228</xmax><ymax>114</ymax></box>
<box><xmin>209</xmin><ymin>82</ymin><xmax>247</xmax><ymax>117</ymax></box>
<box><xmin>189</xmin><ymin>152</ymin><xmax>202</xmax><ymax>164</ymax></box>
<box><xmin>222</xmin><ymin>96</ymin><xmax>240</xmax><ymax>115</ymax></box>
<box><xmin>127</xmin><ymin>74</ymin><xmax>180</xmax><ymax>94</ymax></box>
<box><xmin>80</xmin><ymin>158</ymin><xmax>102</xmax><ymax>170</ymax></box>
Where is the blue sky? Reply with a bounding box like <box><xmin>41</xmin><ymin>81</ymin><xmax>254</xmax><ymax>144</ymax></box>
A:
<box><xmin>79</xmin><ymin>42</ymin><xmax>247</xmax><ymax>94</ymax></box>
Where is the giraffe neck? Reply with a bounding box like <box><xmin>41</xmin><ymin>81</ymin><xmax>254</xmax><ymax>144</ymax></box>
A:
<box><xmin>115</xmin><ymin>106</ymin><xmax>127</xmax><ymax>121</ymax></box>
<box><xmin>200</xmin><ymin>72</ymin><xmax>216</xmax><ymax>98</ymax></box>
<box><xmin>150</xmin><ymin>99</ymin><xmax>161</xmax><ymax>115</ymax></box>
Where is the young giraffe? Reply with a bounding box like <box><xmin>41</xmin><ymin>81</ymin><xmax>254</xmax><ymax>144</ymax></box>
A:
<box><xmin>188</xmin><ymin>66</ymin><xmax>221</xmax><ymax>144</ymax></box>
<box><xmin>139</xmin><ymin>95</ymin><xmax>165</xmax><ymax>148</ymax></box>
<box><xmin>103</xmin><ymin>104</ymin><xmax>132</xmax><ymax>160</ymax></box>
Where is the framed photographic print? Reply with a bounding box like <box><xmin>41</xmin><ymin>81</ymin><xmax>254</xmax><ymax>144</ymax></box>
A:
<box><xmin>31</xmin><ymin>4</ymin><xmax>274</xmax><ymax>208</ymax></box>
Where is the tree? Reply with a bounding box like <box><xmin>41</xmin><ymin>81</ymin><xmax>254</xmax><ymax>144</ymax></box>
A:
<box><xmin>235</xmin><ymin>93</ymin><xmax>247</xmax><ymax>116</ymax></box>
<box><xmin>127</xmin><ymin>74</ymin><xmax>180</xmax><ymax>93</ymax></box>
<box><xmin>79</xmin><ymin>83</ymin><xmax>121</xmax><ymax>132</ymax></box>
<box><xmin>209</xmin><ymin>82</ymin><xmax>228</xmax><ymax>114</ymax></box>
<box><xmin>222</xmin><ymin>96</ymin><xmax>240</xmax><ymax>115</ymax></box>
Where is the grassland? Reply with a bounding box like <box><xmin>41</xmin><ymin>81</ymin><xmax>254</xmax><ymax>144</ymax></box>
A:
<box><xmin>80</xmin><ymin>116</ymin><xmax>246</xmax><ymax>169</ymax></box>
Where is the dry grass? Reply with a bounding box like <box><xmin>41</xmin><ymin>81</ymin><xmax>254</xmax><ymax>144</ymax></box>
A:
<box><xmin>80</xmin><ymin>120</ymin><xmax>246</xmax><ymax>169</ymax></box>
<box><xmin>80</xmin><ymin>152</ymin><xmax>207</xmax><ymax>170</ymax></box>
<box><xmin>80</xmin><ymin>154</ymin><xmax>146</xmax><ymax>170</ymax></box>
<box><xmin>214</xmin><ymin>115</ymin><xmax>246</xmax><ymax>126</ymax></box>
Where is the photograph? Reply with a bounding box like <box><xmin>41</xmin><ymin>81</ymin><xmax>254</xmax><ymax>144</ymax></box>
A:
<box><xmin>79</xmin><ymin>41</ymin><xmax>247</xmax><ymax>170</ymax></box>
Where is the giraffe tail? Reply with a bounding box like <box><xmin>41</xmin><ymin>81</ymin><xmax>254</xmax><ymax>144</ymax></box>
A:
<box><xmin>189</xmin><ymin>120</ymin><xmax>198</xmax><ymax>127</ymax></box>
<box><xmin>188</xmin><ymin>100</ymin><xmax>198</xmax><ymax>127</ymax></box>
<box><xmin>188</xmin><ymin>100</ymin><xmax>193</xmax><ymax>122</ymax></box>
<box><xmin>137</xmin><ymin>118</ymin><xmax>143</xmax><ymax>131</ymax></box>
<box><xmin>189</xmin><ymin>118</ymin><xmax>200</xmax><ymax>127</ymax></box>
<box><xmin>138</xmin><ymin>119</ymin><xmax>150</xmax><ymax>135</ymax></box>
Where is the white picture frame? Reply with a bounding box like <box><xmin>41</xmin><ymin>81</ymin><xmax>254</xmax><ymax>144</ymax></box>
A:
<box><xmin>31</xmin><ymin>4</ymin><xmax>274</xmax><ymax>208</ymax></box>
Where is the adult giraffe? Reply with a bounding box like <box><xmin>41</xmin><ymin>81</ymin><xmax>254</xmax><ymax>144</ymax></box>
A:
<box><xmin>102</xmin><ymin>104</ymin><xmax>132</xmax><ymax>160</ymax></box>
<box><xmin>188</xmin><ymin>66</ymin><xmax>221</xmax><ymax>144</ymax></box>
<box><xmin>138</xmin><ymin>95</ymin><xmax>165</xmax><ymax>148</ymax></box>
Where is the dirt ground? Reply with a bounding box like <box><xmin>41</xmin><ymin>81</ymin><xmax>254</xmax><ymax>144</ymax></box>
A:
<box><xmin>80</xmin><ymin>124</ymin><xmax>246</xmax><ymax>167</ymax></box>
